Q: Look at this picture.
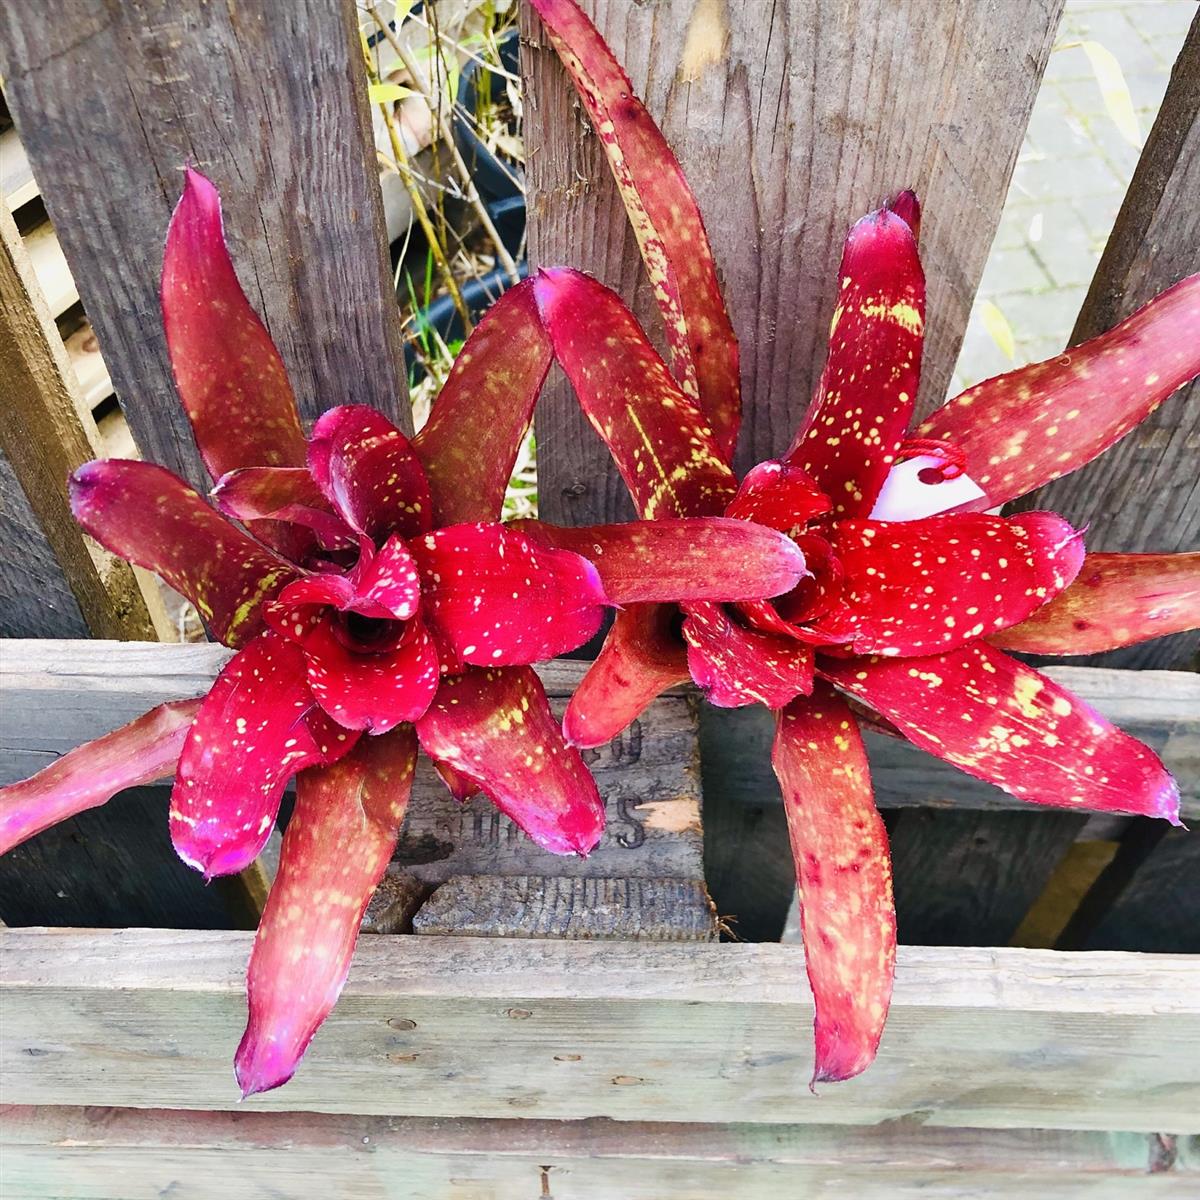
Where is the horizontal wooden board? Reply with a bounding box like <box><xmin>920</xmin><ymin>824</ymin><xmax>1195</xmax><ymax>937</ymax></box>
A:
<box><xmin>2</xmin><ymin>929</ymin><xmax>1198</xmax><ymax>1131</ymax></box>
<box><xmin>2</xmin><ymin>1106</ymin><xmax>1195</xmax><ymax>1200</ymax></box>
<box><xmin>3</xmin><ymin>639</ymin><xmax>1195</xmax><ymax>817</ymax></box>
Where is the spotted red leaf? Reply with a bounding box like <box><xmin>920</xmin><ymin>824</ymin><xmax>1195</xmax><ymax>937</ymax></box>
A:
<box><xmin>805</xmin><ymin>512</ymin><xmax>1085</xmax><ymax>656</ymax></box>
<box><xmin>411</xmin><ymin>523</ymin><xmax>607</xmax><ymax>666</ymax></box>
<box><xmin>785</xmin><ymin>207</ymin><xmax>925</xmax><ymax>517</ymax></box>
<box><xmin>236</xmin><ymin>727</ymin><xmax>417</xmax><ymax>1097</ymax></box>
<box><xmin>682</xmin><ymin>601</ymin><xmax>814</xmax><ymax>709</ymax></box>
<box><xmin>527</xmin><ymin>0</ymin><xmax>741</xmax><ymax>459</ymax></box>
<box><xmin>169</xmin><ymin>631</ymin><xmax>359</xmax><ymax>878</ymax></box>
<box><xmin>563</xmin><ymin>604</ymin><xmax>689</xmax><ymax>749</ymax></box>
<box><xmin>915</xmin><ymin>273</ymin><xmax>1200</xmax><ymax>510</ymax></box>
<box><xmin>512</xmin><ymin>516</ymin><xmax>806</xmax><ymax>605</ymax></box>
<box><xmin>0</xmin><ymin>700</ymin><xmax>201</xmax><ymax>856</ymax></box>
<box><xmin>821</xmin><ymin>643</ymin><xmax>1181</xmax><ymax>822</ymax></box>
<box><xmin>308</xmin><ymin>406</ymin><xmax>432</xmax><ymax>542</ymax></box>
<box><xmin>724</xmin><ymin>460</ymin><xmax>832</xmax><ymax>532</ymax></box>
<box><xmin>69</xmin><ymin>459</ymin><xmax>297</xmax><ymax>648</ymax></box>
<box><xmin>533</xmin><ymin>267</ymin><xmax>736</xmax><ymax>519</ymax></box>
<box><xmin>416</xmin><ymin>666</ymin><xmax>605</xmax><ymax>855</ymax></box>
<box><xmin>412</xmin><ymin>279</ymin><xmax>553</xmax><ymax>525</ymax></box>
<box><xmin>992</xmin><ymin>551</ymin><xmax>1200</xmax><ymax>656</ymax></box>
<box><xmin>161</xmin><ymin>168</ymin><xmax>306</xmax><ymax>482</ymax></box>
<box><xmin>773</xmin><ymin>684</ymin><xmax>895</xmax><ymax>1085</ymax></box>
<box><xmin>289</xmin><ymin>615</ymin><xmax>439</xmax><ymax>735</ymax></box>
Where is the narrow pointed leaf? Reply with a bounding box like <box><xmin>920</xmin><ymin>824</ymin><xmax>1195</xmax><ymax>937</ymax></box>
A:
<box><xmin>528</xmin><ymin>0</ymin><xmax>741</xmax><ymax>457</ymax></box>
<box><xmin>915</xmin><ymin>273</ymin><xmax>1200</xmax><ymax>509</ymax></box>
<box><xmin>412</xmin><ymin>523</ymin><xmax>607</xmax><ymax>665</ymax></box>
<box><xmin>70</xmin><ymin>459</ymin><xmax>297</xmax><ymax>648</ymax></box>
<box><xmin>786</xmin><ymin>208</ymin><xmax>925</xmax><ymax>517</ymax></box>
<box><xmin>308</xmin><ymin>406</ymin><xmax>432</xmax><ymax>541</ymax></box>
<box><xmin>534</xmin><ymin>268</ymin><xmax>736</xmax><ymax>519</ymax></box>
<box><xmin>161</xmin><ymin>168</ymin><xmax>306</xmax><ymax>481</ymax></box>
<box><xmin>805</xmin><ymin>512</ymin><xmax>1085</xmax><ymax>656</ymax></box>
<box><xmin>564</xmin><ymin>604</ymin><xmax>689</xmax><ymax>749</ymax></box>
<box><xmin>0</xmin><ymin>700</ymin><xmax>201</xmax><ymax>856</ymax></box>
<box><xmin>992</xmin><ymin>551</ymin><xmax>1200</xmax><ymax>655</ymax></box>
<box><xmin>725</xmin><ymin>460</ymin><xmax>832</xmax><ymax>532</ymax></box>
<box><xmin>821</xmin><ymin>643</ymin><xmax>1181</xmax><ymax>823</ymax></box>
<box><xmin>682</xmin><ymin>601</ymin><xmax>813</xmax><ymax>709</ymax></box>
<box><xmin>412</xmin><ymin>279</ymin><xmax>553</xmax><ymax>525</ymax></box>
<box><xmin>170</xmin><ymin>632</ymin><xmax>359</xmax><ymax>878</ymax></box>
<box><xmin>513</xmin><ymin>517</ymin><xmax>806</xmax><ymax>604</ymax></box>
<box><xmin>773</xmin><ymin>684</ymin><xmax>895</xmax><ymax>1085</ymax></box>
<box><xmin>236</xmin><ymin>728</ymin><xmax>417</xmax><ymax>1097</ymax></box>
<box><xmin>416</xmin><ymin>667</ymin><xmax>605</xmax><ymax>855</ymax></box>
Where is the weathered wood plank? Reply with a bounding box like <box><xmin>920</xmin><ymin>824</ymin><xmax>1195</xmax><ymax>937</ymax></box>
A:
<box><xmin>0</xmin><ymin>204</ymin><xmax>159</xmax><ymax>641</ymax></box>
<box><xmin>2</xmin><ymin>1107</ymin><xmax>1194</xmax><ymax>1200</ymax></box>
<box><xmin>523</xmin><ymin>0</ymin><xmax>1064</xmax><ymax>524</ymax></box>
<box><xmin>2</xmin><ymin>929</ymin><xmax>1198</xmax><ymax>1130</ymax></box>
<box><xmin>2</xmin><ymin>638</ymin><xmax>1194</xmax><ymax>815</ymax></box>
<box><xmin>0</xmin><ymin>0</ymin><xmax>410</xmax><ymax>493</ymax></box>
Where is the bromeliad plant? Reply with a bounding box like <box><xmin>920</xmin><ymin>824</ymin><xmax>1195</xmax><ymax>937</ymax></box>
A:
<box><xmin>0</xmin><ymin>168</ymin><xmax>808</xmax><ymax>1096</ymax></box>
<box><xmin>525</xmin><ymin>0</ymin><xmax>1200</xmax><ymax>1084</ymax></box>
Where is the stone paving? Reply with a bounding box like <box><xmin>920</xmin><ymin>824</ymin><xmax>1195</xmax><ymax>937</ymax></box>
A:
<box><xmin>953</xmin><ymin>0</ymin><xmax>1194</xmax><ymax>392</ymax></box>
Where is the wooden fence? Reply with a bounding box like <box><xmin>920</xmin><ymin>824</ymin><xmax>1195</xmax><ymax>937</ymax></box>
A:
<box><xmin>0</xmin><ymin>1</ymin><xmax>1198</xmax><ymax>1196</ymax></box>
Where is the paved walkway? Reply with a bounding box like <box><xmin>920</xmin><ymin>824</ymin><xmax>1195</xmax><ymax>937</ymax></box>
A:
<box><xmin>953</xmin><ymin>0</ymin><xmax>1193</xmax><ymax>392</ymax></box>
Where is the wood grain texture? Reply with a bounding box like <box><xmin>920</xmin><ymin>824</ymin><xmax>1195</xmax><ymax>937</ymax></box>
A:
<box><xmin>0</xmin><ymin>205</ymin><xmax>158</xmax><ymax>640</ymax></box>
<box><xmin>0</xmin><ymin>0</ymin><xmax>410</xmax><ymax>493</ymax></box>
<box><xmin>523</xmin><ymin>0</ymin><xmax>1064</xmax><ymax>525</ymax></box>
<box><xmin>2</xmin><ymin>928</ymin><xmax>1198</xmax><ymax>1130</ymax></box>
<box><xmin>1013</xmin><ymin>11</ymin><xmax>1200</xmax><ymax>672</ymax></box>
<box><xmin>2</xmin><ymin>1107</ymin><xmax>1195</xmax><ymax>1200</ymax></box>
<box><xmin>412</xmin><ymin>874</ymin><xmax>717</xmax><ymax>940</ymax></box>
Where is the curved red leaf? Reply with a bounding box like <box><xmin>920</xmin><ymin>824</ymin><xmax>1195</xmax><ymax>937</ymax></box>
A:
<box><xmin>682</xmin><ymin>601</ymin><xmax>813</xmax><ymax>709</ymax></box>
<box><xmin>416</xmin><ymin>666</ymin><xmax>605</xmax><ymax>855</ymax></box>
<box><xmin>915</xmin><ymin>273</ymin><xmax>1200</xmax><ymax>510</ymax></box>
<box><xmin>805</xmin><ymin>512</ymin><xmax>1085</xmax><ymax>656</ymax></box>
<box><xmin>785</xmin><ymin>207</ymin><xmax>925</xmax><ymax>517</ymax></box>
<box><xmin>992</xmin><ymin>551</ymin><xmax>1200</xmax><ymax>656</ymax></box>
<box><xmin>527</xmin><ymin>0</ymin><xmax>741</xmax><ymax>458</ymax></box>
<box><xmin>725</xmin><ymin>460</ymin><xmax>832</xmax><ymax>532</ymax></box>
<box><xmin>294</xmin><ymin>615</ymin><xmax>439</xmax><ymax>734</ymax></box>
<box><xmin>412</xmin><ymin>523</ymin><xmax>607</xmax><ymax>666</ymax></box>
<box><xmin>563</xmin><ymin>604</ymin><xmax>689</xmax><ymax>749</ymax></box>
<box><xmin>161</xmin><ymin>168</ymin><xmax>306</xmax><ymax>482</ymax></box>
<box><xmin>169</xmin><ymin>631</ymin><xmax>359</xmax><ymax>878</ymax></box>
<box><xmin>412</xmin><ymin>279</ymin><xmax>553</xmax><ymax>525</ymax></box>
<box><xmin>533</xmin><ymin>267</ymin><xmax>736</xmax><ymax>519</ymax></box>
<box><xmin>512</xmin><ymin>517</ymin><xmax>806</xmax><ymax>605</ymax></box>
<box><xmin>821</xmin><ymin>643</ymin><xmax>1181</xmax><ymax>823</ymax></box>
<box><xmin>236</xmin><ymin>727</ymin><xmax>417</xmax><ymax>1097</ymax></box>
<box><xmin>773</xmin><ymin>684</ymin><xmax>895</xmax><ymax>1085</ymax></box>
<box><xmin>308</xmin><ymin>406</ymin><xmax>432</xmax><ymax>542</ymax></box>
<box><xmin>0</xmin><ymin>699</ymin><xmax>201</xmax><ymax>856</ymax></box>
<box><xmin>211</xmin><ymin>467</ymin><xmax>354</xmax><ymax>551</ymax></box>
<box><xmin>70</xmin><ymin>459</ymin><xmax>297</xmax><ymax>648</ymax></box>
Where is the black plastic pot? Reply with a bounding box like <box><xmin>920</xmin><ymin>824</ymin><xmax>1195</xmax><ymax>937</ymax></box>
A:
<box><xmin>453</xmin><ymin>28</ymin><xmax>523</xmax><ymax>203</ymax></box>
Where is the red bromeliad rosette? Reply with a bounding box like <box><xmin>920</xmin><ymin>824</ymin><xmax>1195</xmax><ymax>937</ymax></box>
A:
<box><xmin>0</xmin><ymin>168</ymin><xmax>807</xmax><ymax>1097</ymax></box>
<box><xmin>529</xmin><ymin>0</ymin><xmax>1200</xmax><ymax>1086</ymax></box>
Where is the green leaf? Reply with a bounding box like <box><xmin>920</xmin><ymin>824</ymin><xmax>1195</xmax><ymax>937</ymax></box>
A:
<box><xmin>980</xmin><ymin>299</ymin><xmax>1016</xmax><ymax>362</ymax></box>
<box><xmin>369</xmin><ymin>82</ymin><xmax>413</xmax><ymax>104</ymax></box>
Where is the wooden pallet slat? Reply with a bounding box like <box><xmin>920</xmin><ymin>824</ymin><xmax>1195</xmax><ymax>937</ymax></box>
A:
<box><xmin>2</xmin><ymin>928</ymin><xmax>1197</xmax><ymax>1132</ymax></box>
<box><xmin>2</xmin><ymin>1107</ymin><xmax>1194</xmax><ymax>1200</ymax></box>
